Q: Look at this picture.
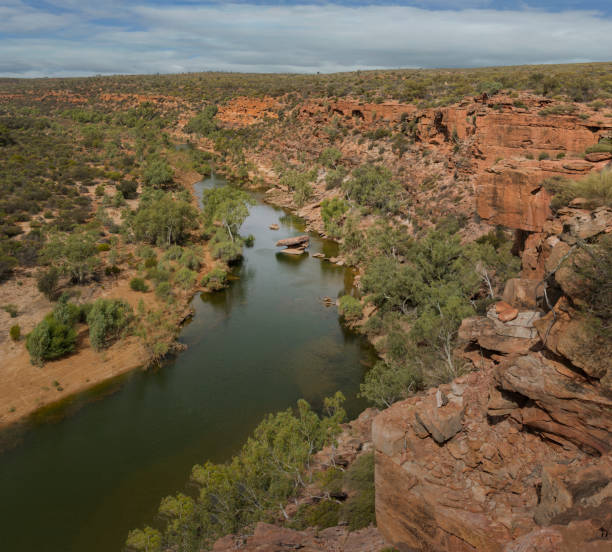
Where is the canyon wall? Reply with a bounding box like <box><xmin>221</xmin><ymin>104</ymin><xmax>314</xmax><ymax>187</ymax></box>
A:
<box><xmin>372</xmin><ymin>204</ymin><xmax>612</xmax><ymax>551</ymax></box>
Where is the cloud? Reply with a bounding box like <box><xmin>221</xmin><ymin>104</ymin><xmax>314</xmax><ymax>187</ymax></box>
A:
<box><xmin>0</xmin><ymin>2</ymin><xmax>611</xmax><ymax>77</ymax></box>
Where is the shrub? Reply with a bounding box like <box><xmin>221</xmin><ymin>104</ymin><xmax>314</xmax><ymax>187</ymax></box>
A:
<box><xmin>338</xmin><ymin>295</ymin><xmax>363</xmax><ymax>322</ymax></box>
<box><xmin>342</xmin><ymin>453</ymin><xmax>376</xmax><ymax>530</ymax></box>
<box><xmin>155</xmin><ymin>281</ymin><xmax>173</xmax><ymax>301</ymax></box>
<box><xmin>343</xmin><ymin>164</ymin><xmax>403</xmax><ymax>213</ymax></box>
<box><xmin>319</xmin><ymin>147</ymin><xmax>342</xmax><ymax>168</ymax></box>
<box><xmin>585</xmin><ymin>141</ymin><xmax>612</xmax><ymax>154</ymax></box>
<box><xmin>544</xmin><ymin>170</ymin><xmax>612</xmax><ymax>211</ymax></box>
<box><xmin>97</xmin><ymin>243</ymin><xmax>110</xmax><ymax>252</ymax></box>
<box><xmin>119</xmin><ymin>179</ymin><xmax>138</xmax><ymax>199</ymax></box>
<box><xmin>10</xmin><ymin>324</ymin><xmax>20</xmax><ymax>341</ymax></box>
<box><xmin>175</xmin><ymin>267</ymin><xmax>197</xmax><ymax>289</ymax></box>
<box><xmin>26</xmin><ymin>316</ymin><xmax>77</xmax><ymax>366</ymax></box>
<box><xmin>212</xmin><ymin>240</ymin><xmax>243</xmax><ymax>264</ymax></box>
<box><xmin>243</xmin><ymin>234</ymin><xmax>255</xmax><ymax>247</ymax></box>
<box><xmin>325</xmin><ymin>166</ymin><xmax>347</xmax><ymax>190</ymax></box>
<box><xmin>130</xmin><ymin>277</ymin><xmax>149</xmax><ymax>292</ymax></box>
<box><xmin>538</xmin><ymin>152</ymin><xmax>550</xmax><ymax>161</ymax></box>
<box><xmin>201</xmin><ymin>267</ymin><xmax>228</xmax><ymax>291</ymax></box>
<box><xmin>142</xmin><ymin>157</ymin><xmax>174</xmax><ymax>189</ymax></box>
<box><xmin>36</xmin><ymin>267</ymin><xmax>59</xmax><ymax>300</ymax></box>
<box><xmin>321</xmin><ymin>197</ymin><xmax>349</xmax><ymax>238</ymax></box>
<box><xmin>178</xmin><ymin>248</ymin><xmax>200</xmax><ymax>270</ymax></box>
<box><xmin>86</xmin><ymin>298</ymin><xmax>133</xmax><ymax>351</ymax></box>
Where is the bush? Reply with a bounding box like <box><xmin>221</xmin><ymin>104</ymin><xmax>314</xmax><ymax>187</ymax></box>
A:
<box><xmin>130</xmin><ymin>277</ymin><xmax>149</xmax><ymax>292</ymax></box>
<box><xmin>201</xmin><ymin>267</ymin><xmax>228</xmax><ymax>291</ymax></box>
<box><xmin>10</xmin><ymin>324</ymin><xmax>20</xmax><ymax>341</ymax></box>
<box><xmin>212</xmin><ymin>240</ymin><xmax>243</xmax><ymax>264</ymax></box>
<box><xmin>119</xmin><ymin>179</ymin><xmax>138</xmax><ymax>199</ymax></box>
<box><xmin>321</xmin><ymin>197</ymin><xmax>349</xmax><ymax>238</ymax></box>
<box><xmin>86</xmin><ymin>298</ymin><xmax>133</xmax><ymax>351</ymax></box>
<box><xmin>319</xmin><ymin>147</ymin><xmax>342</xmax><ymax>168</ymax></box>
<box><xmin>544</xmin><ymin>170</ymin><xmax>612</xmax><ymax>211</ymax></box>
<box><xmin>175</xmin><ymin>267</ymin><xmax>197</xmax><ymax>289</ymax></box>
<box><xmin>142</xmin><ymin>157</ymin><xmax>174</xmax><ymax>189</ymax></box>
<box><xmin>155</xmin><ymin>281</ymin><xmax>173</xmax><ymax>301</ymax></box>
<box><xmin>343</xmin><ymin>164</ymin><xmax>403</xmax><ymax>213</ymax></box>
<box><xmin>97</xmin><ymin>243</ymin><xmax>110</xmax><ymax>252</ymax></box>
<box><xmin>585</xmin><ymin>141</ymin><xmax>612</xmax><ymax>154</ymax></box>
<box><xmin>325</xmin><ymin>166</ymin><xmax>347</xmax><ymax>190</ymax></box>
<box><xmin>26</xmin><ymin>315</ymin><xmax>77</xmax><ymax>366</ymax></box>
<box><xmin>338</xmin><ymin>295</ymin><xmax>363</xmax><ymax>322</ymax></box>
<box><xmin>538</xmin><ymin>152</ymin><xmax>550</xmax><ymax>161</ymax></box>
<box><xmin>343</xmin><ymin>453</ymin><xmax>376</xmax><ymax>530</ymax></box>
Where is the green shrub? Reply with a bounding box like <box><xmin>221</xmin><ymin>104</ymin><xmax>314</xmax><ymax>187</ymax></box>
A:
<box><xmin>338</xmin><ymin>295</ymin><xmax>363</xmax><ymax>322</ymax></box>
<box><xmin>10</xmin><ymin>324</ymin><xmax>20</xmax><ymax>341</ymax></box>
<box><xmin>212</xmin><ymin>240</ymin><xmax>243</xmax><ymax>264</ymax></box>
<box><xmin>538</xmin><ymin>152</ymin><xmax>550</xmax><ymax>161</ymax></box>
<box><xmin>144</xmin><ymin>257</ymin><xmax>158</xmax><ymax>268</ymax></box>
<box><xmin>319</xmin><ymin>147</ymin><xmax>342</xmax><ymax>168</ymax></box>
<box><xmin>243</xmin><ymin>234</ymin><xmax>255</xmax><ymax>247</ymax></box>
<box><xmin>178</xmin><ymin>248</ymin><xmax>200</xmax><ymax>270</ymax></box>
<box><xmin>175</xmin><ymin>267</ymin><xmax>197</xmax><ymax>289</ymax></box>
<box><xmin>52</xmin><ymin>298</ymin><xmax>84</xmax><ymax>326</ymax></box>
<box><xmin>130</xmin><ymin>277</ymin><xmax>149</xmax><ymax>292</ymax></box>
<box><xmin>343</xmin><ymin>164</ymin><xmax>403</xmax><ymax>213</ymax></box>
<box><xmin>86</xmin><ymin>298</ymin><xmax>133</xmax><ymax>351</ymax></box>
<box><xmin>343</xmin><ymin>453</ymin><xmax>376</xmax><ymax>530</ymax></box>
<box><xmin>97</xmin><ymin>243</ymin><xmax>111</xmax><ymax>252</ymax></box>
<box><xmin>544</xmin><ymin>170</ymin><xmax>612</xmax><ymax>211</ymax></box>
<box><xmin>321</xmin><ymin>197</ymin><xmax>349</xmax><ymax>238</ymax></box>
<box><xmin>325</xmin><ymin>166</ymin><xmax>347</xmax><ymax>190</ymax></box>
<box><xmin>585</xmin><ymin>141</ymin><xmax>612</xmax><ymax>154</ymax></box>
<box><xmin>155</xmin><ymin>281</ymin><xmax>173</xmax><ymax>301</ymax></box>
<box><xmin>201</xmin><ymin>267</ymin><xmax>228</xmax><ymax>291</ymax></box>
<box><xmin>26</xmin><ymin>315</ymin><xmax>77</xmax><ymax>366</ymax></box>
<box><xmin>142</xmin><ymin>157</ymin><xmax>174</xmax><ymax>189</ymax></box>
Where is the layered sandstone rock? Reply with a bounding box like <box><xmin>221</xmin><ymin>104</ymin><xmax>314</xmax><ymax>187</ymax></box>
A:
<box><xmin>212</xmin><ymin>522</ymin><xmax>386</xmax><ymax>552</ymax></box>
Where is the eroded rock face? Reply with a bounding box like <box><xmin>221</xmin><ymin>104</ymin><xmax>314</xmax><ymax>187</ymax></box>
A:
<box><xmin>375</xmin><ymin>229</ymin><xmax>612</xmax><ymax>552</ymax></box>
<box><xmin>374</xmin><ymin>357</ymin><xmax>612</xmax><ymax>551</ymax></box>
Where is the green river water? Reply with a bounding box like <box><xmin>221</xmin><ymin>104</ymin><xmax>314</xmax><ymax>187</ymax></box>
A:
<box><xmin>0</xmin><ymin>173</ymin><xmax>376</xmax><ymax>551</ymax></box>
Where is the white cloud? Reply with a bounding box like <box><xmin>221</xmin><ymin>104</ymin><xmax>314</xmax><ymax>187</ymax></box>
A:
<box><xmin>0</xmin><ymin>3</ymin><xmax>610</xmax><ymax>77</ymax></box>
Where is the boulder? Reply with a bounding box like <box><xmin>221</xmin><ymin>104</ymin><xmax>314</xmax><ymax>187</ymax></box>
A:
<box><xmin>534</xmin><ymin>299</ymin><xmax>611</xmax><ymax>381</ymax></box>
<box><xmin>502</xmin><ymin>278</ymin><xmax>544</xmax><ymax>309</ymax></box>
<box><xmin>585</xmin><ymin>151</ymin><xmax>612</xmax><ymax>163</ymax></box>
<box><xmin>279</xmin><ymin>248</ymin><xmax>308</xmax><ymax>255</ymax></box>
<box><xmin>275</xmin><ymin>235</ymin><xmax>309</xmax><ymax>248</ymax></box>
<box><xmin>495</xmin><ymin>353</ymin><xmax>612</xmax><ymax>454</ymax></box>
<box><xmin>269</xmin><ymin>223</ymin><xmax>279</xmax><ymax>230</ymax></box>
<box><xmin>557</xmin><ymin>206</ymin><xmax>612</xmax><ymax>242</ymax></box>
<box><xmin>458</xmin><ymin>314</ymin><xmax>540</xmax><ymax>355</ymax></box>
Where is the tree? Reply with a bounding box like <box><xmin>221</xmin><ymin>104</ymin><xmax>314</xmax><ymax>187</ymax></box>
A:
<box><xmin>87</xmin><ymin>298</ymin><xmax>133</xmax><ymax>351</ymax></box>
<box><xmin>41</xmin><ymin>231</ymin><xmax>100</xmax><ymax>284</ymax></box>
<box><xmin>201</xmin><ymin>186</ymin><xmax>253</xmax><ymax>242</ymax></box>
<box><xmin>321</xmin><ymin>197</ymin><xmax>348</xmax><ymax>238</ymax></box>
<box><xmin>319</xmin><ymin>147</ymin><xmax>342</xmax><ymax>168</ymax></box>
<box><xmin>343</xmin><ymin>164</ymin><xmax>404</xmax><ymax>213</ymax></box>
<box><xmin>142</xmin><ymin>157</ymin><xmax>174</xmax><ymax>189</ymax></box>
<box><xmin>26</xmin><ymin>314</ymin><xmax>77</xmax><ymax>366</ymax></box>
<box><xmin>131</xmin><ymin>190</ymin><xmax>198</xmax><ymax>246</ymax></box>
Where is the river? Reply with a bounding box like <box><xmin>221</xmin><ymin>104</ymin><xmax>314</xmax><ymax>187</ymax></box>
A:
<box><xmin>0</xmin><ymin>173</ymin><xmax>376</xmax><ymax>552</ymax></box>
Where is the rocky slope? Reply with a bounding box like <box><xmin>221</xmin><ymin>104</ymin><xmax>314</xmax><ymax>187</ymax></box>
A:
<box><xmin>372</xmin><ymin>204</ymin><xmax>612</xmax><ymax>551</ymax></box>
<box><xmin>228</xmin><ymin>91</ymin><xmax>611</xmax><ymax>240</ymax></box>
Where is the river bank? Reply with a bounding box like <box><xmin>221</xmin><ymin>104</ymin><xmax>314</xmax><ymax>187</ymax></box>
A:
<box><xmin>0</xmin><ymin>166</ymin><xmax>210</xmax><ymax>431</ymax></box>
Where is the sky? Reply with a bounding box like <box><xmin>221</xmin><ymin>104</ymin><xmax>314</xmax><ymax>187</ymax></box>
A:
<box><xmin>1</xmin><ymin>1</ymin><xmax>611</xmax><ymax>78</ymax></box>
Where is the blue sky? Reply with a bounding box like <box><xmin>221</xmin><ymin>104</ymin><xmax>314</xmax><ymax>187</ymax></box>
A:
<box><xmin>1</xmin><ymin>1</ymin><xmax>611</xmax><ymax>77</ymax></box>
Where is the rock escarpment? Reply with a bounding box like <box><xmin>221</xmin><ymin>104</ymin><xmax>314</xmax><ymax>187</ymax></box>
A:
<box><xmin>373</xmin><ymin>207</ymin><xmax>612</xmax><ymax>551</ymax></box>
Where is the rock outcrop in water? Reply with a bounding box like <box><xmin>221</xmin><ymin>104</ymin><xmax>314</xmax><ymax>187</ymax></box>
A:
<box><xmin>276</xmin><ymin>235</ymin><xmax>310</xmax><ymax>254</ymax></box>
<box><xmin>372</xmin><ymin>203</ymin><xmax>612</xmax><ymax>552</ymax></box>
